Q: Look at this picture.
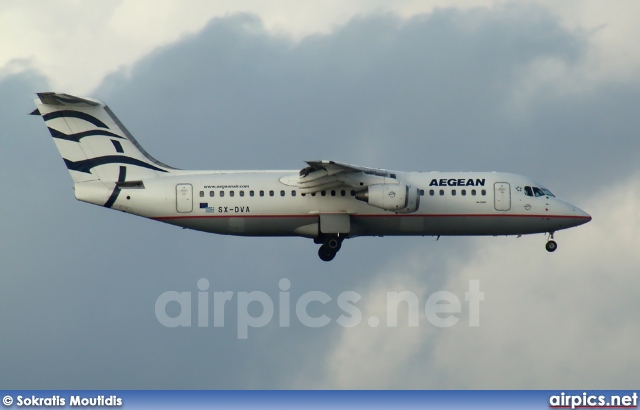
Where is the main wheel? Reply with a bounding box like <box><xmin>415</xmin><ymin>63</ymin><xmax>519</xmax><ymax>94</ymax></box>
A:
<box><xmin>545</xmin><ymin>240</ymin><xmax>558</xmax><ymax>252</ymax></box>
<box><xmin>325</xmin><ymin>237</ymin><xmax>342</xmax><ymax>252</ymax></box>
<box><xmin>318</xmin><ymin>245</ymin><xmax>336</xmax><ymax>261</ymax></box>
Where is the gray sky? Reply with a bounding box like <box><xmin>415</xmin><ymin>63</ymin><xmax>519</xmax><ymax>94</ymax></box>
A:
<box><xmin>1</xmin><ymin>1</ymin><xmax>639</xmax><ymax>389</ymax></box>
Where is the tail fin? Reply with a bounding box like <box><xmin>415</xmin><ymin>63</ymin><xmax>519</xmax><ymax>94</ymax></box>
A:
<box><xmin>33</xmin><ymin>92</ymin><xmax>176</xmax><ymax>209</ymax></box>
<box><xmin>32</xmin><ymin>92</ymin><xmax>175</xmax><ymax>184</ymax></box>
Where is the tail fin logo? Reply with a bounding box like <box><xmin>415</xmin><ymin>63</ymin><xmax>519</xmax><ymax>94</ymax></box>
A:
<box><xmin>64</xmin><ymin>156</ymin><xmax>168</xmax><ymax>174</ymax></box>
<box><xmin>43</xmin><ymin>110</ymin><xmax>109</xmax><ymax>129</ymax></box>
<box><xmin>103</xmin><ymin>166</ymin><xmax>127</xmax><ymax>208</ymax></box>
<box><xmin>35</xmin><ymin>92</ymin><xmax>175</xmax><ymax>182</ymax></box>
<box><xmin>47</xmin><ymin>127</ymin><xmax>125</xmax><ymax>142</ymax></box>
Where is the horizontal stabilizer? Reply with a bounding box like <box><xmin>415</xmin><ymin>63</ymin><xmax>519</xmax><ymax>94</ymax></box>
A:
<box><xmin>36</xmin><ymin>92</ymin><xmax>100</xmax><ymax>107</ymax></box>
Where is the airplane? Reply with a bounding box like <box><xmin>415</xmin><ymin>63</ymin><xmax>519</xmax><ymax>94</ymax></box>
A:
<box><xmin>32</xmin><ymin>92</ymin><xmax>591</xmax><ymax>261</ymax></box>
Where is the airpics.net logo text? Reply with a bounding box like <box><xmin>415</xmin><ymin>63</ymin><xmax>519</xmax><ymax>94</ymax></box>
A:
<box><xmin>155</xmin><ymin>279</ymin><xmax>484</xmax><ymax>339</ymax></box>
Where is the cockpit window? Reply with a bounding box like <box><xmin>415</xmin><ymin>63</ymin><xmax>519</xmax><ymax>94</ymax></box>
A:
<box><xmin>525</xmin><ymin>185</ymin><xmax>554</xmax><ymax>197</ymax></box>
<box><xmin>532</xmin><ymin>187</ymin><xmax>545</xmax><ymax>197</ymax></box>
<box><xmin>524</xmin><ymin>186</ymin><xmax>533</xmax><ymax>197</ymax></box>
<box><xmin>540</xmin><ymin>188</ymin><xmax>555</xmax><ymax>197</ymax></box>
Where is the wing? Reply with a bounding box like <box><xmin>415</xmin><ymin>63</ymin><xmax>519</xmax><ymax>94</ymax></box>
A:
<box><xmin>294</xmin><ymin>160</ymin><xmax>397</xmax><ymax>194</ymax></box>
<box><xmin>301</xmin><ymin>160</ymin><xmax>390</xmax><ymax>177</ymax></box>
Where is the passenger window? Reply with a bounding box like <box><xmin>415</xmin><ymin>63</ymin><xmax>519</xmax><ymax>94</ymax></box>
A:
<box><xmin>452</xmin><ymin>189</ymin><xmax>456</xmax><ymax>196</ymax></box>
<box><xmin>439</xmin><ymin>190</ymin><xmax>444</xmax><ymax>196</ymax></box>
<box><xmin>312</xmin><ymin>192</ymin><xmax>316</xmax><ymax>196</ymax></box>
<box><xmin>419</xmin><ymin>189</ymin><xmax>425</xmax><ymax>196</ymax></box>
<box><xmin>230</xmin><ymin>191</ymin><xmax>234</xmax><ymax>197</ymax></box>
<box><xmin>220</xmin><ymin>191</ymin><xmax>225</xmax><ymax>197</ymax></box>
<box><xmin>250</xmin><ymin>190</ymin><xmax>254</xmax><ymax>197</ymax></box>
<box><xmin>199</xmin><ymin>191</ymin><xmax>204</xmax><ymax>197</ymax></box>
<box><xmin>350</xmin><ymin>190</ymin><xmax>356</xmax><ymax>196</ymax></box>
<box><xmin>280</xmin><ymin>190</ymin><xmax>285</xmax><ymax>197</ymax></box>
<box><xmin>461</xmin><ymin>189</ymin><xmax>466</xmax><ymax>196</ymax></box>
<box><xmin>240</xmin><ymin>191</ymin><xmax>244</xmax><ymax>197</ymax></box>
<box><xmin>210</xmin><ymin>191</ymin><xmax>214</xmax><ymax>197</ymax></box>
<box><xmin>321</xmin><ymin>191</ymin><xmax>326</xmax><ymax>196</ymax></box>
<box><xmin>429</xmin><ymin>189</ymin><xmax>435</xmax><ymax>196</ymax></box>
<box><xmin>481</xmin><ymin>189</ymin><xmax>486</xmax><ymax>196</ymax></box>
<box><xmin>292</xmin><ymin>190</ymin><xmax>296</xmax><ymax>197</ymax></box>
<box><xmin>269</xmin><ymin>190</ymin><xmax>274</xmax><ymax>197</ymax></box>
<box><xmin>341</xmin><ymin>190</ymin><xmax>346</xmax><ymax>196</ymax></box>
<box><xmin>331</xmin><ymin>190</ymin><xmax>336</xmax><ymax>197</ymax></box>
<box><xmin>260</xmin><ymin>190</ymin><xmax>264</xmax><ymax>197</ymax></box>
<box><xmin>524</xmin><ymin>186</ymin><xmax>533</xmax><ymax>197</ymax></box>
<box><xmin>471</xmin><ymin>189</ymin><xmax>476</xmax><ymax>196</ymax></box>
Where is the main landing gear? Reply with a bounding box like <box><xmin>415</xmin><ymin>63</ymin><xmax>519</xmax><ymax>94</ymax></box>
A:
<box><xmin>317</xmin><ymin>236</ymin><xmax>343</xmax><ymax>262</ymax></box>
<box><xmin>546</xmin><ymin>232</ymin><xmax>557</xmax><ymax>253</ymax></box>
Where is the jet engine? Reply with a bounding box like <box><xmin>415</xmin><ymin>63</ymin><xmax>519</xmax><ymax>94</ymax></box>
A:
<box><xmin>355</xmin><ymin>184</ymin><xmax>420</xmax><ymax>213</ymax></box>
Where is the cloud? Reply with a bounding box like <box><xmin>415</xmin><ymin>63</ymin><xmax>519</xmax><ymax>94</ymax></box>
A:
<box><xmin>4</xmin><ymin>1</ymin><xmax>640</xmax><ymax>94</ymax></box>
<box><xmin>96</xmin><ymin>8</ymin><xmax>640</xmax><ymax>197</ymax></box>
<box><xmin>0</xmin><ymin>0</ymin><xmax>499</xmax><ymax>94</ymax></box>
<box><xmin>96</xmin><ymin>8</ymin><xmax>570</xmax><ymax>168</ymax></box>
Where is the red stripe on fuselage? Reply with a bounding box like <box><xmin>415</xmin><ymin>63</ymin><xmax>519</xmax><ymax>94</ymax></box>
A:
<box><xmin>152</xmin><ymin>214</ymin><xmax>591</xmax><ymax>221</ymax></box>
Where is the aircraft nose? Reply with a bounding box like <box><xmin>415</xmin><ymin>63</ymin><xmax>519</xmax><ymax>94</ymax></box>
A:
<box><xmin>555</xmin><ymin>198</ymin><xmax>591</xmax><ymax>227</ymax></box>
<box><xmin>572</xmin><ymin>205</ymin><xmax>592</xmax><ymax>226</ymax></box>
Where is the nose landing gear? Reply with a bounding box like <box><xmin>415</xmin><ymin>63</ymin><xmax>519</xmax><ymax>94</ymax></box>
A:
<box><xmin>317</xmin><ymin>236</ymin><xmax>343</xmax><ymax>261</ymax></box>
<box><xmin>546</xmin><ymin>232</ymin><xmax>557</xmax><ymax>252</ymax></box>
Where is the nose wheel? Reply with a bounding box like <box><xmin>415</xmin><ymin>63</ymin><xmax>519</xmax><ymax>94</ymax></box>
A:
<box><xmin>545</xmin><ymin>232</ymin><xmax>557</xmax><ymax>252</ymax></box>
<box><xmin>318</xmin><ymin>236</ymin><xmax>343</xmax><ymax>261</ymax></box>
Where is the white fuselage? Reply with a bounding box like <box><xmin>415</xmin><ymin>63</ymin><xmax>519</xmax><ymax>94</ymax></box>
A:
<box><xmin>33</xmin><ymin>92</ymin><xmax>591</xmax><ymax>260</ymax></box>
<box><xmin>90</xmin><ymin>170</ymin><xmax>591</xmax><ymax>238</ymax></box>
